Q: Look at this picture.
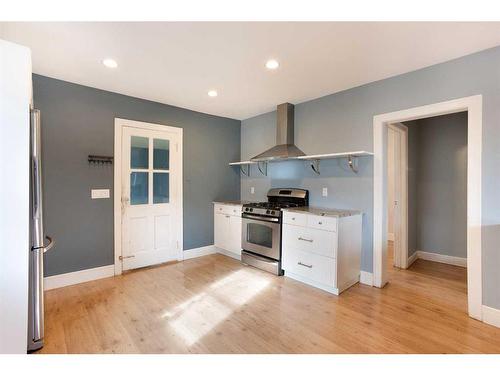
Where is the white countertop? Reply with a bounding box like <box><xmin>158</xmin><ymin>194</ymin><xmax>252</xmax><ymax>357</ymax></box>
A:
<box><xmin>212</xmin><ymin>200</ymin><xmax>253</xmax><ymax>206</ymax></box>
<box><xmin>282</xmin><ymin>206</ymin><xmax>362</xmax><ymax>217</ymax></box>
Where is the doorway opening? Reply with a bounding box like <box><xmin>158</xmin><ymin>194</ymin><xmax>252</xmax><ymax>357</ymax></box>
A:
<box><xmin>373</xmin><ymin>95</ymin><xmax>482</xmax><ymax>321</ymax></box>
<box><xmin>388</xmin><ymin>113</ymin><xmax>468</xmax><ymax>272</ymax></box>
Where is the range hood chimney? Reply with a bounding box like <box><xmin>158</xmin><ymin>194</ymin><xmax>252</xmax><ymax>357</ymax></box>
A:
<box><xmin>250</xmin><ymin>103</ymin><xmax>306</xmax><ymax>162</ymax></box>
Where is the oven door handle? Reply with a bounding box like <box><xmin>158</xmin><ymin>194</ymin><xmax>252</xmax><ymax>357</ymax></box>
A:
<box><xmin>242</xmin><ymin>213</ymin><xmax>280</xmax><ymax>223</ymax></box>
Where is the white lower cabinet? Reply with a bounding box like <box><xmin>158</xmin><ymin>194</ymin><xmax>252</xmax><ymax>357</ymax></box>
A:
<box><xmin>282</xmin><ymin>210</ymin><xmax>362</xmax><ymax>295</ymax></box>
<box><xmin>214</xmin><ymin>203</ymin><xmax>242</xmax><ymax>259</ymax></box>
<box><xmin>284</xmin><ymin>247</ymin><xmax>336</xmax><ymax>287</ymax></box>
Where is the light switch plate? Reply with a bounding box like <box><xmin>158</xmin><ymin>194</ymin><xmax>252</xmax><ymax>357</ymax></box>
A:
<box><xmin>250</xmin><ymin>187</ymin><xmax>255</xmax><ymax>194</ymax></box>
<box><xmin>91</xmin><ymin>189</ymin><xmax>110</xmax><ymax>199</ymax></box>
<box><xmin>322</xmin><ymin>187</ymin><xmax>328</xmax><ymax>197</ymax></box>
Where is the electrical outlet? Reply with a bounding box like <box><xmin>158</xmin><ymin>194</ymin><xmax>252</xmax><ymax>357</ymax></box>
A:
<box><xmin>91</xmin><ymin>189</ymin><xmax>110</xmax><ymax>199</ymax></box>
<box><xmin>250</xmin><ymin>187</ymin><xmax>255</xmax><ymax>194</ymax></box>
<box><xmin>322</xmin><ymin>187</ymin><xmax>328</xmax><ymax>197</ymax></box>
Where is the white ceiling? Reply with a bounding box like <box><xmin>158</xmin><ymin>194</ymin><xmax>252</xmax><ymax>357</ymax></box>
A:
<box><xmin>2</xmin><ymin>22</ymin><xmax>500</xmax><ymax>120</ymax></box>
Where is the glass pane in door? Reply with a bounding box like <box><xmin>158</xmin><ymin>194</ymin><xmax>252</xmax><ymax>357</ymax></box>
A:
<box><xmin>153</xmin><ymin>173</ymin><xmax>169</xmax><ymax>203</ymax></box>
<box><xmin>247</xmin><ymin>223</ymin><xmax>273</xmax><ymax>248</ymax></box>
<box><xmin>130</xmin><ymin>172</ymin><xmax>148</xmax><ymax>204</ymax></box>
<box><xmin>131</xmin><ymin>136</ymin><xmax>149</xmax><ymax>169</ymax></box>
<box><xmin>153</xmin><ymin>138</ymin><xmax>170</xmax><ymax>170</ymax></box>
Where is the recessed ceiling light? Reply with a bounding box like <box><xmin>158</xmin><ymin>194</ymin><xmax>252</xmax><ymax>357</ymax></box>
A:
<box><xmin>265</xmin><ymin>59</ymin><xmax>279</xmax><ymax>70</ymax></box>
<box><xmin>208</xmin><ymin>90</ymin><xmax>218</xmax><ymax>97</ymax></box>
<box><xmin>102</xmin><ymin>58</ymin><xmax>118</xmax><ymax>68</ymax></box>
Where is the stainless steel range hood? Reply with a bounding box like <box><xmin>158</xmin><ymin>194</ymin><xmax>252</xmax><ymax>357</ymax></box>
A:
<box><xmin>251</xmin><ymin>103</ymin><xmax>306</xmax><ymax>162</ymax></box>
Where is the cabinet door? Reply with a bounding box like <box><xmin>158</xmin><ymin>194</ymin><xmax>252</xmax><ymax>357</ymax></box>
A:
<box><xmin>214</xmin><ymin>212</ymin><xmax>230</xmax><ymax>250</ymax></box>
<box><xmin>228</xmin><ymin>215</ymin><xmax>242</xmax><ymax>255</ymax></box>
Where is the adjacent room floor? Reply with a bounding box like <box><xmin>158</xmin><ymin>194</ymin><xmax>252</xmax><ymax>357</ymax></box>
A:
<box><xmin>39</xmin><ymin>253</ymin><xmax>500</xmax><ymax>354</ymax></box>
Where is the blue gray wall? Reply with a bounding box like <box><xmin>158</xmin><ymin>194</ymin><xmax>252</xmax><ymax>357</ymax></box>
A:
<box><xmin>33</xmin><ymin>74</ymin><xmax>241</xmax><ymax>277</ymax></box>
<box><xmin>241</xmin><ymin>46</ymin><xmax>500</xmax><ymax>309</ymax></box>
<box><xmin>405</xmin><ymin>112</ymin><xmax>467</xmax><ymax>258</ymax></box>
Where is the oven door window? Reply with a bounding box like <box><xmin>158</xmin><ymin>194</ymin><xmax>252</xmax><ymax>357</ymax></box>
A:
<box><xmin>247</xmin><ymin>223</ymin><xmax>273</xmax><ymax>248</ymax></box>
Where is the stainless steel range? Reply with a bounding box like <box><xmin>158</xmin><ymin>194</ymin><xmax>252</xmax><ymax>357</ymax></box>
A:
<box><xmin>241</xmin><ymin>188</ymin><xmax>309</xmax><ymax>275</ymax></box>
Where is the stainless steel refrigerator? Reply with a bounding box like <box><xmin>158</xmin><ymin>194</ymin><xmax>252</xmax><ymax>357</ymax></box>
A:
<box><xmin>28</xmin><ymin>108</ymin><xmax>55</xmax><ymax>352</ymax></box>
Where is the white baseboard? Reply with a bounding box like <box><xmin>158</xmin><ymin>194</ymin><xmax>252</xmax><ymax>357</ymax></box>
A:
<box><xmin>216</xmin><ymin>247</ymin><xmax>241</xmax><ymax>261</ymax></box>
<box><xmin>407</xmin><ymin>251</ymin><xmax>418</xmax><ymax>267</ymax></box>
<box><xmin>482</xmin><ymin>305</ymin><xmax>500</xmax><ymax>329</ymax></box>
<box><xmin>182</xmin><ymin>245</ymin><xmax>217</xmax><ymax>260</ymax></box>
<box><xmin>44</xmin><ymin>264</ymin><xmax>115</xmax><ymax>291</ymax></box>
<box><xmin>359</xmin><ymin>271</ymin><xmax>373</xmax><ymax>286</ymax></box>
<box><xmin>46</xmin><ymin>245</ymin><xmax>219</xmax><ymax>291</ymax></box>
<box><xmin>286</xmin><ymin>271</ymin><xmax>339</xmax><ymax>295</ymax></box>
<box><xmin>183</xmin><ymin>245</ymin><xmax>242</xmax><ymax>261</ymax></box>
<box><xmin>417</xmin><ymin>250</ymin><xmax>467</xmax><ymax>268</ymax></box>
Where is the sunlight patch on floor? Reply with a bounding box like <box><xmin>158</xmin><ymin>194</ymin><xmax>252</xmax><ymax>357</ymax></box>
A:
<box><xmin>162</xmin><ymin>268</ymin><xmax>270</xmax><ymax>346</ymax></box>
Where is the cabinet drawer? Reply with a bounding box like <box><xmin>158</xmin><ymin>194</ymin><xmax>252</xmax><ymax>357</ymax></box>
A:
<box><xmin>214</xmin><ymin>204</ymin><xmax>241</xmax><ymax>216</ymax></box>
<box><xmin>308</xmin><ymin>215</ymin><xmax>337</xmax><ymax>232</ymax></box>
<box><xmin>283</xmin><ymin>224</ymin><xmax>337</xmax><ymax>258</ymax></box>
<box><xmin>214</xmin><ymin>204</ymin><xmax>228</xmax><ymax>215</ymax></box>
<box><xmin>283</xmin><ymin>247</ymin><xmax>336</xmax><ymax>287</ymax></box>
<box><xmin>228</xmin><ymin>206</ymin><xmax>241</xmax><ymax>216</ymax></box>
<box><xmin>283</xmin><ymin>212</ymin><xmax>307</xmax><ymax>227</ymax></box>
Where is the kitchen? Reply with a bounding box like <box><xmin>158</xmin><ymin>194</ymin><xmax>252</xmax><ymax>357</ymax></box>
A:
<box><xmin>214</xmin><ymin>102</ymin><xmax>364</xmax><ymax>294</ymax></box>
<box><xmin>2</xmin><ymin>15</ymin><xmax>500</xmax><ymax>368</ymax></box>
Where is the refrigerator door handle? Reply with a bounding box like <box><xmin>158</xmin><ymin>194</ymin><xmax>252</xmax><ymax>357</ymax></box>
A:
<box><xmin>31</xmin><ymin>109</ymin><xmax>44</xmax><ymax>249</ymax></box>
<box><xmin>28</xmin><ymin>108</ymin><xmax>46</xmax><ymax>351</ymax></box>
<box><xmin>42</xmin><ymin>236</ymin><xmax>55</xmax><ymax>253</ymax></box>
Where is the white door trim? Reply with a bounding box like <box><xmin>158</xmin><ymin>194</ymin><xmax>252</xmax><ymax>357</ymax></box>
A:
<box><xmin>387</xmin><ymin>123</ymin><xmax>409</xmax><ymax>269</ymax></box>
<box><xmin>373</xmin><ymin>95</ymin><xmax>482</xmax><ymax>320</ymax></box>
<box><xmin>114</xmin><ymin>118</ymin><xmax>183</xmax><ymax>275</ymax></box>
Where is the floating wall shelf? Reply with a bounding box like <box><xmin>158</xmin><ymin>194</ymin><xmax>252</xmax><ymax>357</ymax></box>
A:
<box><xmin>229</xmin><ymin>150</ymin><xmax>373</xmax><ymax>176</ymax></box>
<box><xmin>229</xmin><ymin>161</ymin><xmax>256</xmax><ymax>176</ymax></box>
<box><xmin>297</xmin><ymin>151</ymin><xmax>374</xmax><ymax>174</ymax></box>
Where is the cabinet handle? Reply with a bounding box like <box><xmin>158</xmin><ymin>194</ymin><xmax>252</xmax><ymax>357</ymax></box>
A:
<box><xmin>225</xmin><ymin>215</ymin><xmax>230</xmax><ymax>218</ymax></box>
<box><xmin>291</xmin><ymin>217</ymin><xmax>295</xmax><ymax>220</ymax></box>
<box><xmin>298</xmin><ymin>237</ymin><xmax>313</xmax><ymax>243</ymax></box>
<box><xmin>298</xmin><ymin>261</ymin><xmax>312</xmax><ymax>268</ymax></box>
<box><xmin>318</xmin><ymin>221</ymin><xmax>322</xmax><ymax>225</ymax></box>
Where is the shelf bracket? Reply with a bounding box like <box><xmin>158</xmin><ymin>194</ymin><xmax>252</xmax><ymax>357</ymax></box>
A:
<box><xmin>257</xmin><ymin>161</ymin><xmax>268</xmax><ymax>176</ymax></box>
<box><xmin>239</xmin><ymin>164</ymin><xmax>250</xmax><ymax>176</ymax></box>
<box><xmin>310</xmin><ymin>159</ymin><xmax>320</xmax><ymax>175</ymax></box>
<box><xmin>348</xmin><ymin>155</ymin><xmax>359</xmax><ymax>173</ymax></box>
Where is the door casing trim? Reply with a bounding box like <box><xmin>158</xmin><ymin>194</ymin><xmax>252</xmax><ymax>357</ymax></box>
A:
<box><xmin>114</xmin><ymin>118</ymin><xmax>183</xmax><ymax>276</ymax></box>
<box><xmin>373</xmin><ymin>95</ymin><xmax>482</xmax><ymax>320</ymax></box>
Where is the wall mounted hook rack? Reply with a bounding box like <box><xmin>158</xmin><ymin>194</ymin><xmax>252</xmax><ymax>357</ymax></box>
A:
<box><xmin>88</xmin><ymin>155</ymin><xmax>113</xmax><ymax>165</ymax></box>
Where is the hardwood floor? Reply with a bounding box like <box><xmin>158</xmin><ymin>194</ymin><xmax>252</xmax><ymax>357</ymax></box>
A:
<box><xmin>39</xmin><ymin>252</ymin><xmax>500</xmax><ymax>354</ymax></box>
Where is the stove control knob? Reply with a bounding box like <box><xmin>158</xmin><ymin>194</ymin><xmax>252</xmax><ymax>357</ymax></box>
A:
<box><xmin>271</xmin><ymin>210</ymin><xmax>275</xmax><ymax>215</ymax></box>
<box><xmin>266</xmin><ymin>210</ymin><xmax>270</xmax><ymax>214</ymax></box>
<box><xmin>249</xmin><ymin>208</ymin><xmax>253</xmax><ymax>212</ymax></box>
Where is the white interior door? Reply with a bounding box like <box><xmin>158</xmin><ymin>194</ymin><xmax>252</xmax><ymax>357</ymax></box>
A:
<box><xmin>387</xmin><ymin>124</ymin><xmax>408</xmax><ymax>269</ymax></box>
<box><xmin>387</xmin><ymin>127</ymin><xmax>396</xmax><ymax>243</ymax></box>
<box><xmin>388</xmin><ymin>125</ymin><xmax>402</xmax><ymax>267</ymax></box>
<box><xmin>121</xmin><ymin>125</ymin><xmax>181</xmax><ymax>271</ymax></box>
